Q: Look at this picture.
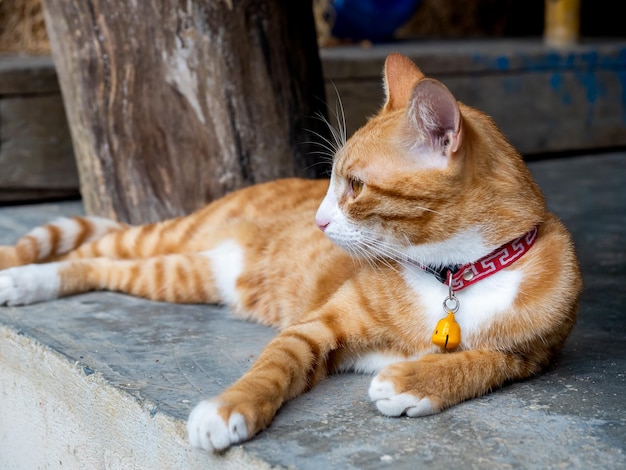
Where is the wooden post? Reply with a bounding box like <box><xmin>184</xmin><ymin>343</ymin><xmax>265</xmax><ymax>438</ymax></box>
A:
<box><xmin>41</xmin><ymin>0</ymin><xmax>328</xmax><ymax>224</ymax></box>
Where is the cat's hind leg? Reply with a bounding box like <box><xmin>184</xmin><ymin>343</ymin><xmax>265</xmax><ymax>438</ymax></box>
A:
<box><xmin>0</xmin><ymin>242</ymin><xmax>242</xmax><ymax>306</ymax></box>
<box><xmin>60</xmin><ymin>214</ymin><xmax>222</xmax><ymax>262</ymax></box>
<box><xmin>0</xmin><ymin>216</ymin><xmax>127</xmax><ymax>269</ymax></box>
<box><xmin>0</xmin><ymin>212</ymin><xmax>214</xmax><ymax>269</ymax></box>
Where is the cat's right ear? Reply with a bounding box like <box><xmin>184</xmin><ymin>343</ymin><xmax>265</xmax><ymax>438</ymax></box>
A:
<box><xmin>406</xmin><ymin>78</ymin><xmax>462</xmax><ymax>156</ymax></box>
<box><xmin>382</xmin><ymin>53</ymin><xmax>425</xmax><ymax>112</ymax></box>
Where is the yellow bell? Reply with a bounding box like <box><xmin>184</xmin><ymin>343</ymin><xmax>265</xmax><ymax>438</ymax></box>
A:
<box><xmin>432</xmin><ymin>311</ymin><xmax>461</xmax><ymax>349</ymax></box>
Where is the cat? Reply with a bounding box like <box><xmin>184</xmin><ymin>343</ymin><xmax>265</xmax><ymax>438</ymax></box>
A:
<box><xmin>0</xmin><ymin>53</ymin><xmax>581</xmax><ymax>452</ymax></box>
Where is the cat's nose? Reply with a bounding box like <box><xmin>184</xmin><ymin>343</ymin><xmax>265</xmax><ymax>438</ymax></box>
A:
<box><xmin>315</xmin><ymin>211</ymin><xmax>330</xmax><ymax>231</ymax></box>
<box><xmin>315</xmin><ymin>196</ymin><xmax>333</xmax><ymax>231</ymax></box>
<box><xmin>315</xmin><ymin>217</ymin><xmax>329</xmax><ymax>232</ymax></box>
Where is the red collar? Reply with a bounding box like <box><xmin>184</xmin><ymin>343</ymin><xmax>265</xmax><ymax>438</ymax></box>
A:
<box><xmin>433</xmin><ymin>226</ymin><xmax>539</xmax><ymax>291</ymax></box>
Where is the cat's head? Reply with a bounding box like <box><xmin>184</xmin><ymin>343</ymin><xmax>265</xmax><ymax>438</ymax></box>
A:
<box><xmin>315</xmin><ymin>53</ymin><xmax>545</xmax><ymax>268</ymax></box>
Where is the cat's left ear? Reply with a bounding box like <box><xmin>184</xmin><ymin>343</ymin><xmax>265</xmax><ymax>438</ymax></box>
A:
<box><xmin>382</xmin><ymin>53</ymin><xmax>425</xmax><ymax>111</ymax></box>
<box><xmin>407</xmin><ymin>78</ymin><xmax>462</xmax><ymax>155</ymax></box>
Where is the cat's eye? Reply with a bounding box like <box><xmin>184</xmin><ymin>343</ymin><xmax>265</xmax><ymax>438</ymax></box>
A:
<box><xmin>348</xmin><ymin>177</ymin><xmax>364</xmax><ymax>197</ymax></box>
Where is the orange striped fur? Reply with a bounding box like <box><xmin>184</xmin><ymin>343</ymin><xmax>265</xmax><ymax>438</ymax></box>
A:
<box><xmin>0</xmin><ymin>53</ymin><xmax>581</xmax><ymax>452</ymax></box>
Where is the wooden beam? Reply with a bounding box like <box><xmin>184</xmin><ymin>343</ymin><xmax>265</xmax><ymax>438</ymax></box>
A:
<box><xmin>41</xmin><ymin>0</ymin><xmax>328</xmax><ymax>223</ymax></box>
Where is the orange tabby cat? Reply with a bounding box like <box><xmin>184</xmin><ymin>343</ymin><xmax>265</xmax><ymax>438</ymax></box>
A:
<box><xmin>0</xmin><ymin>53</ymin><xmax>581</xmax><ymax>452</ymax></box>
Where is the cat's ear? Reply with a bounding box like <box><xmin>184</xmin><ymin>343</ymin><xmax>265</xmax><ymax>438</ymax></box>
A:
<box><xmin>406</xmin><ymin>78</ymin><xmax>462</xmax><ymax>155</ymax></box>
<box><xmin>383</xmin><ymin>53</ymin><xmax>425</xmax><ymax>111</ymax></box>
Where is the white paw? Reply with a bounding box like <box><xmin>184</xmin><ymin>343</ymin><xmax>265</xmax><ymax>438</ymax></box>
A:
<box><xmin>0</xmin><ymin>264</ymin><xmax>61</xmax><ymax>306</ymax></box>
<box><xmin>368</xmin><ymin>375</ymin><xmax>437</xmax><ymax>417</ymax></box>
<box><xmin>187</xmin><ymin>399</ymin><xmax>248</xmax><ymax>452</ymax></box>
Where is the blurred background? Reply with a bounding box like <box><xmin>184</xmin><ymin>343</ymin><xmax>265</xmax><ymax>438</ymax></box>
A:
<box><xmin>2</xmin><ymin>0</ymin><xmax>625</xmax><ymax>205</ymax></box>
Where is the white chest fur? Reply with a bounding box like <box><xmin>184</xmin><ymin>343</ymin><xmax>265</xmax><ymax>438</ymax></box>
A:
<box><xmin>402</xmin><ymin>264</ymin><xmax>523</xmax><ymax>347</ymax></box>
<box><xmin>337</xmin><ymin>265</ymin><xmax>522</xmax><ymax>374</ymax></box>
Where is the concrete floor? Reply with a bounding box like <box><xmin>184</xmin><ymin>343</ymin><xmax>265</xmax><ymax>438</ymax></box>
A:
<box><xmin>0</xmin><ymin>152</ymin><xmax>624</xmax><ymax>469</ymax></box>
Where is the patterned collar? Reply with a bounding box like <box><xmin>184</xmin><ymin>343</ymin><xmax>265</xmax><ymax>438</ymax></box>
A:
<box><xmin>428</xmin><ymin>226</ymin><xmax>539</xmax><ymax>291</ymax></box>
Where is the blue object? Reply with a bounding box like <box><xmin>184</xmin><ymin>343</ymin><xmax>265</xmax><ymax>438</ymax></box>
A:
<box><xmin>330</xmin><ymin>0</ymin><xmax>421</xmax><ymax>42</ymax></box>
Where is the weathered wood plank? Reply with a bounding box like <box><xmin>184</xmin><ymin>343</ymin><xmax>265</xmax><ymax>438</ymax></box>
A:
<box><xmin>0</xmin><ymin>54</ymin><xmax>61</xmax><ymax>95</ymax></box>
<box><xmin>322</xmin><ymin>39</ymin><xmax>626</xmax><ymax>154</ymax></box>
<box><xmin>0</xmin><ymin>54</ymin><xmax>77</xmax><ymax>202</ymax></box>
<box><xmin>321</xmin><ymin>39</ymin><xmax>626</xmax><ymax>77</ymax></box>
<box><xmin>0</xmin><ymin>93</ymin><xmax>78</xmax><ymax>202</ymax></box>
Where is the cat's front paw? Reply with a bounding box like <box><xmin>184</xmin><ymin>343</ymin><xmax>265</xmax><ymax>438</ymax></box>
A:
<box><xmin>368</xmin><ymin>372</ymin><xmax>438</xmax><ymax>417</ymax></box>
<box><xmin>187</xmin><ymin>400</ymin><xmax>249</xmax><ymax>452</ymax></box>
<box><xmin>0</xmin><ymin>264</ymin><xmax>61</xmax><ymax>306</ymax></box>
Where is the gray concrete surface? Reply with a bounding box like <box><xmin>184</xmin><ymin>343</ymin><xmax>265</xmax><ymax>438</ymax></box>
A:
<box><xmin>0</xmin><ymin>152</ymin><xmax>624</xmax><ymax>469</ymax></box>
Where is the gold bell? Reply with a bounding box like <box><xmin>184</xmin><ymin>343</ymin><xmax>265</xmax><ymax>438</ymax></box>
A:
<box><xmin>432</xmin><ymin>311</ymin><xmax>461</xmax><ymax>349</ymax></box>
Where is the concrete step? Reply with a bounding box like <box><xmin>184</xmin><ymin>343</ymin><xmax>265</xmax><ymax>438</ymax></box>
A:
<box><xmin>0</xmin><ymin>152</ymin><xmax>625</xmax><ymax>469</ymax></box>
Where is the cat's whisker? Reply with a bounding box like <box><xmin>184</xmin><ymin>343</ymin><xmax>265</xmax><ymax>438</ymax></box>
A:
<box><xmin>304</xmin><ymin>127</ymin><xmax>340</xmax><ymax>157</ymax></box>
<box><xmin>303</xmin><ymin>152</ymin><xmax>334</xmax><ymax>164</ymax></box>
<box><xmin>415</xmin><ymin>206</ymin><xmax>443</xmax><ymax>215</ymax></box>
<box><xmin>304</xmin><ymin>144</ymin><xmax>336</xmax><ymax>157</ymax></box>
<box><xmin>304</xmin><ymin>161</ymin><xmax>333</xmax><ymax>177</ymax></box>
<box><xmin>307</xmin><ymin>157</ymin><xmax>333</xmax><ymax>166</ymax></box>
<box><xmin>305</xmin><ymin>148</ymin><xmax>336</xmax><ymax>162</ymax></box>
<box><xmin>359</xmin><ymin>234</ymin><xmax>407</xmax><ymax>259</ymax></box>
<box><xmin>315</xmin><ymin>86</ymin><xmax>348</xmax><ymax>151</ymax></box>
<box><xmin>353</xmin><ymin>234</ymin><xmax>445</xmax><ymax>279</ymax></box>
<box><xmin>352</xmin><ymin>241</ymin><xmax>385</xmax><ymax>271</ymax></box>
<box><xmin>349</xmin><ymin>234</ymin><xmax>406</xmax><ymax>276</ymax></box>
<box><xmin>354</xmin><ymin>229</ymin><xmax>454</xmax><ymax>279</ymax></box>
<box><xmin>311</xmin><ymin>111</ymin><xmax>342</xmax><ymax>151</ymax></box>
<box><xmin>330</xmin><ymin>82</ymin><xmax>348</xmax><ymax>147</ymax></box>
<box><xmin>327</xmin><ymin>122</ymin><xmax>344</xmax><ymax>155</ymax></box>
<box><xmin>341</xmin><ymin>236</ymin><xmax>375</xmax><ymax>266</ymax></box>
<box><xmin>301</xmin><ymin>137</ymin><xmax>336</xmax><ymax>152</ymax></box>
<box><xmin>364</xmin><ymin>241</ymin><xmax>441</xmax><ymax>278</ymax></box>
<box><xmin>350</xmin><ymin>247</ymin><xmax>376</xmax><ymax>270</ymax></box>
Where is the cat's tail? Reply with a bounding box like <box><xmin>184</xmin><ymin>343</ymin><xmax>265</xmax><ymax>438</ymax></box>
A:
<box><xmin>0</xmin><ymin>216</ymin><xmax>128</xmax><ymax>270</ymax></box>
